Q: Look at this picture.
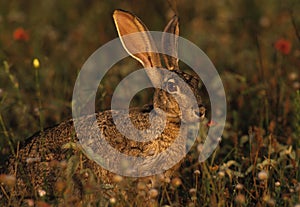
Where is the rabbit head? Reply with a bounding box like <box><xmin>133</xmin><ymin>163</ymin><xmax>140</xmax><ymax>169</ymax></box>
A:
<box><xmin>113</xmin><ymin>10</ymin><xmax>205</xmax><ymax>123</ymax></box>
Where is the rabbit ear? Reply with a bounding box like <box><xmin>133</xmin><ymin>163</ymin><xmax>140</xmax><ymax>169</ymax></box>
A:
<box><xmin>113</xmin><ymin>10</ymin><xmax>162</xmax><ymax>68</ymax></box>
<box><xmin>162</xmin><ymin>15</ymin><xmax>179</xmax><ymax>70</ymax></box>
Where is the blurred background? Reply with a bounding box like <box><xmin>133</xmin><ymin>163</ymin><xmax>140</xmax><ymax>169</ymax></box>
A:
<box><xmin>1</xmin><ymin>0</ymin><xmax>300</xmax><ymax>205</ymax></box>
<box><xmin>0</xmin><ymin>0</ymin><xmax>299</xmax><ymax>176</ymax></box>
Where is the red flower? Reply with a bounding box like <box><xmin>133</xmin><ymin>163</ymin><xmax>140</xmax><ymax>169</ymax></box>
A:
<box><xmin>13</xmin><ymin>27</ymin><xmax>30</xmax><ymax>42</ymax></box>
<box><xmin>274</xmin><ymin>38</ymin><xmax>291</xmax><ymax>55</ymax></box>
<box><xmin>207</xmin><ymin>120</ymin><xmax>217</xmax><ymax>127</ymax></box>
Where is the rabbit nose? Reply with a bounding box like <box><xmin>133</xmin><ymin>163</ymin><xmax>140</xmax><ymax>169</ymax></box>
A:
<box><xmin>195</xmin><ymin>105</ymin><xmax>206</xmax><ymax>119</ymax></box>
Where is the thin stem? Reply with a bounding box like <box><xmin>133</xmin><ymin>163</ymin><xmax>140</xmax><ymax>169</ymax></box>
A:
<box><xmin>34</xmin><ymin>68</ymin><xmax>44</xmax><ymax>132</ymax></box>
<box><xmin>290</xmin><ymin>10</ymin><xmax>300</xmax><ymax>43</ymax></box>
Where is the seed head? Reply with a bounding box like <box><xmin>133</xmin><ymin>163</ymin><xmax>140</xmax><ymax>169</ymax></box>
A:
<box><xmin>218</xmin><ymin>171</ymin><xmax>225</xmax><ymax>178</ymax></box>
<box><xmin>38</xmin><ymin>189</ymin><xmax>46</xmax><ymax>197</ymax></box>
<box><xmin>275</xmin><ymin>181</ymin><xmax>281</xmax><ymax>187</ymax></box>
<box><xmin>235</xmin><ymin>194</ymin><xmax>245</xmax><ymax>204</ymax></box>
<box><xmin>109</xmin><ymin>197</ymin><xmax>117</xmax><ymax>204</ymax></box>
<box><xmin>258</xmin><ymin>171</ymin><xmax>268</xmax><ymax>180</ymax></box>
<box><xmin>189</xmin><ymin>188</ymin><xmax>196</xmax><ymax>194</ymax></box>
<box><xmin>194</xmin><ymin>170</ymin><xmax>200</xmax><ymax>175</ymax></box>
<box><xmin>25</xmin><ymin>199</ymin><xmax>34</xmax><ymax>207</ymax></box>
<box><xmin>171</xmin><ymin>177</ymin><xmax>182</xmax><ymax>187</ymax></box>
<box><xmin>235</xmin><ymin>183</ymin><xmax>244</xmax><ymax>190</ymax></box>
<box><xmin>148</xmin><ymin>188</ymin><xmax>159</xmax><ymax>198</ymax></box>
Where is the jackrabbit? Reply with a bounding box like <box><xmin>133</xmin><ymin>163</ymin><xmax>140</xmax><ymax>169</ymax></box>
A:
<box><xmin>4</xmin><ymin>9</ymin><xmax>205</xmax><ymax>206</ymax></box>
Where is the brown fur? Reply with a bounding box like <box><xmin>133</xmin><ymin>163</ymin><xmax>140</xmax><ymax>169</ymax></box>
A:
<box><xmin>4</xmin><ymin>10</ymin><xmax>205</xmax><ymax>206</ymax></box>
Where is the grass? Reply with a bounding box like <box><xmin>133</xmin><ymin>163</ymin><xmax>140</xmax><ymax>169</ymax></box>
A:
<box><xmin>0</xmin><ymin>0</ymin><xmax>300</xmax><ymax>206</ymax></box>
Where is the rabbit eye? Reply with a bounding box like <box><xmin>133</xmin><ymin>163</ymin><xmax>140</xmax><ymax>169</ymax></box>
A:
<box><xmin>166</xmin><ymin>80</ymin><xmax>178</xmax><ymax>93</ymax></box>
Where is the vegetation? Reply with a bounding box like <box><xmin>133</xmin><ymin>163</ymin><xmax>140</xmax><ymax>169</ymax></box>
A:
<box><xmin>0</xmin><ymin>0</ymin><xmax>299</xmax><ymax>206</ymax></box>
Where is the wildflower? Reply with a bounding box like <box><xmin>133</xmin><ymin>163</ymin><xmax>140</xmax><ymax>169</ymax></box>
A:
<box><xmin>191</xmin><ymin>196</ymin><xmax>197</xmax><ymax>201</ymax></box>
<box><xmin>210</xmin><ymin>165</ymin><xmax>219</xmax><ymax>171</ymax></box>
<box><xmin>37</xmin><ymin>188</ymin><xmax>46</xmax><ymax>197</ymax></box>
<box><xmin>293</xmin><ymin>82</ymin><xmax>300</xmax><ymax>90</ymax></box>
<box><xmin>171</xmin><ymin>177</ymin><xmax>182</xmax><ymax>187</ymax></box>
<box><xmin>236</xmin><ymin>183</ymin><xmax>244</xmax><ymax>190</ymax></box>
<box><xmin>33</xmin><ymin>58</ymin><xmax>40</xmax><ymax>69</ymax></box>
<box><xmin>288</xmin><ymin>72</ymin><xmax>298</xmax><ymax>81</ymax></box>
<box><xmin>263</xmin><ymin>195</ymin><xmax>275</xmax><ymax>206</ymax></box>
<box><xmin>164</xmin><ymin>177</ymin><xmax>171</xmax><ymax>183</ymax></box>
<box><xmin>258</xmin><ymin>170</ymin><xmax>268</xmax><ymax>180</ymax></box>
<box><xmin>274</xmin><ymin>38</ymin><xmax>292</xmax><ymax>55</ymax></box>
<box><xmin>207</xmin><ymin>120</ymin><xmax>217</xmax><ymax>127</ymax></box>
<box><xmin>25</xmin><ymin>199</ymin><xmax>34</xmax><ymax>207</ymax></box>
<box><xmin>26</xmin><ymin>157</ymin><xmax>41</xmax><ymax>164</ymax></box>
<box><xmin>275</xmin><ymin>181</ymin><xmax>281</xmax><ymax>187</ymax></box>
<box><xmin>13</xmin><ymin>27</ymin><xmax>30</xmax><ymax>41</ymax></box>
<box><xmin>235</xmin><ymin>194</ymin><xmax>245</xmax><ymax>204</ymax></box>
<box><xmin>188</xmin><ymin>202</ymin><xmax>196</xmax><ymax>207</ymax></box>
<box><xmin>194</xmin><ymin>170</ymin><xmax>201</xmax><ymax>175</ymax></box>
<box><xmin>189</xmin><ymin>188</ymin><xmax>196</xmax><ymax>194</ymax></box>
<box><xmin>148</xmin><ymin>188</ymin><xmax>159</xmax><ymax>198</ymax></box>
<box><xmin>109</xmin><ymin>197</ymin><xmax>117</xmax><ymax>204</ymax></box>
<box><xmin>218</xmin><ymin>171</ymin><xmax>225</xmax><ymax>178</ymax></box>
<box><xmin>282</xmin><ymin>194</ymin><xmax>290</xmax><ymax>201</ymax></box>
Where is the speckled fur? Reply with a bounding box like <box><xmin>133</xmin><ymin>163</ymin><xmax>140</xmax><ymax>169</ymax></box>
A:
<box><xmin>5</xmin><ymin>10</ymin><xmax>205</xmax><ymax>205</ymax></box>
